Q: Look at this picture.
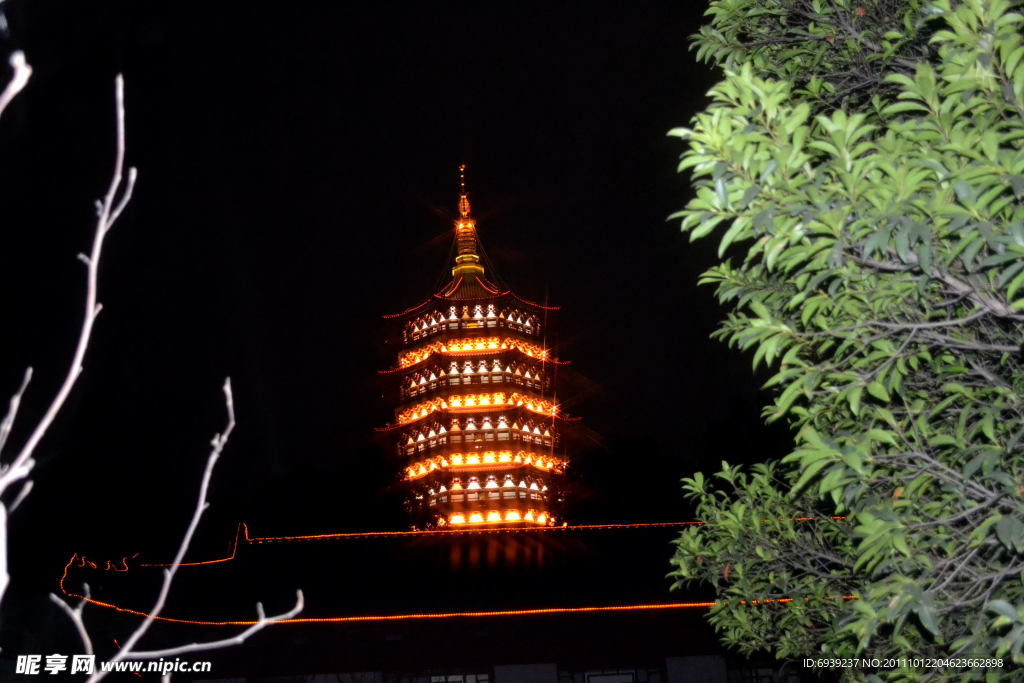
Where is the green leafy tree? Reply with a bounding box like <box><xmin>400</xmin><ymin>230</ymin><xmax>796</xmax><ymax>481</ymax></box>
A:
<box><xmin>668</xmin><ymin>0</ymin><xmax>1024</xmax><ymax>678</ymax></box>
<box><xmin>694</xmin><ymin>0</ymin><xmax>934</xmax><ymax>107</ymax></box>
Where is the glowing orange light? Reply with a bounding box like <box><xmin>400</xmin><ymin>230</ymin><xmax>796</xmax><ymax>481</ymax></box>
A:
<box><xmin>104</xmin><ymin>553</ymin><xmax>138</xmax><ymax>572</ymax></box>
<box><xmin>440</xmin><ymin>509</ymin><xmax>552</xmax><ymax>526</ymax></box>
<box><xmin>405</xmin><ymin>451</ymin><xmax>567</xmax><ymax>480</ymax></box>
<box><xmin>60</xmin><ymin>554</ymin><xmax>856</xmax><ymax>627</ymax></box>
<box><xmin>396</xmin><ymin>392</ymin><xmax>557</xmax><ymax>425</ymax></box>
<box><xmin>117</xmin><ymin>522</ymin><xmax>708</xmax><ymax>571</ymax></box>
<box><xmin>397</xmin><ymin>337</ymin><xmax>549</xmax><ymax>368</ymax></box>
<box><xmin>140</xmin><ymin>524</ymin><xmax>249</xmax><ymax>568</ymax></box>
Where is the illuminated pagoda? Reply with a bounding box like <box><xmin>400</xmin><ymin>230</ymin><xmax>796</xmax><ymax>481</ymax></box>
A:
<box><xmin>53</xmin><ymin>167</ymin><xmax>767</xmax><ymax>683</ymax></box>
<box><xmin>379</xmin><ymin>165</ymin><xmax>572</xmax><ymax>529</ymax></box>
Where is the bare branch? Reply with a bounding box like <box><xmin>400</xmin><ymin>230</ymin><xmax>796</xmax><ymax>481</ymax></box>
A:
<box><xmin>49</xmin><ymin>587</ymin><xmax>94</xmax><ymax>656</ymax></box>
<box><xmin>0</xmin><ymin>368</ymin><xmax>31</xmax><ymax>457</ymax></box>
<box><xmin>0</xmin><ymin>51</ymin><xmax>30</xmax><ymax>121</ymax></box>
<box><xmin>87</xmin><ymin>379</ymin><xmax>238</xmax><ymax>682</ymax></box>
<box><xmin>867</xmin><ymin>309</ymin><xmax>988</xmax><ymax>331</ymax></box>
<box><xmin>7</xmin><ymin>479</ymin><xmax>32</xmax><ymax>513</ymax></box>
<box><xmin>121</xmin><ymin>590</ymin><xmax>305</xmax><ymax>661</ymax></box>
<box><xmin>0</xmin><ymin>73</ymin><xmax>136</xmax><ymax>490</ymax></box>
<box><xmin>0</xmin><ymin>75</ymin><xmax>136</xmax><ymax>608</ymax></box>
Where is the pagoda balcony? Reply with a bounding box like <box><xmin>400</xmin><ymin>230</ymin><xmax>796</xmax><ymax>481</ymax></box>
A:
<box><xmin>380</xmin><ymin>348</ymin><xmax>564</xmax><ymax>385</ymax></box>
<box><xmin>402</xmin><ymin>315</ymin><xmax>542</xmax><ymax>343</ymax></box>
<box><xmin>397</xmin><ymin>375</ymin><xmax>550</xmax><ymax>403</ymax></box>
<box><xmin>400</xmin><ymin>304</ymin><xmax>545</xmax><ymax>344</ymax></box>
<box><xmin>397</xmin><ymin>425</ymin><xmax>558</xmax><ymax>458</ymax></box>
<box><xmin>429</xmin><ymin>489</ymin><xmax>551</xmax><ymax>508</ymax></box>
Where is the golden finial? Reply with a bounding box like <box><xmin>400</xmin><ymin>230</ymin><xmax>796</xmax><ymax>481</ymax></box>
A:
<box><xmin>458</xmin><ymin>163</ymin><xmax>471</xmax><ymax>218</ymax></box>
<box><xmin>452</xmin><ymin>163</ymin><xmax>482</xmax><ymax>277</ymax></box>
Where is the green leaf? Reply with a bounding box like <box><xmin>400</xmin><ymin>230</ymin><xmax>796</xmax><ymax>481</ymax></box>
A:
<box><xmin>791</xmin><ymin>456</ymin><xmax>833</xmax><ymax>496</ymax></box>
<box><xmin>866</xmin><ymin>382</ymin><xmax>890</xmax><ymax>403</ymax></box>
<box><xmin>848</xmin><ymin>385</ymin><xmax>864</xmax><ymax>416</ymax></box>
<box><xmin>867</xmin><ymin>429</ymin><xmax>898</xmax><ymax>446</ymax></box>
<box><xmin>996</xmin><ymin>516</ymin><xmax>1024</xmax><ymax>552</ymax></box>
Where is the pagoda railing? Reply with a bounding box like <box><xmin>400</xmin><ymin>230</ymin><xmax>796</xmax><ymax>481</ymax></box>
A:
<box><xmin>403</xmin><ymin>316</ymin><xmax>542</xmax><ymax>343</ymax></box>
<box><xmin>398</xmin><ymin>425</ymin><xmax>557</xmax><ymax>457</ymax></box>
<box><xmin>398</xmin><ymin>374</ymin><xmax>550</xmax><ymax>402</ymax></box>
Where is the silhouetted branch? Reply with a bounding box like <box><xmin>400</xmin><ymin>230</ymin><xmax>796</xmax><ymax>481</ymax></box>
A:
<box><xmin>0</xmin><ymin>72</ymin><xmax>136</xmax><ymax>609</ymax></box>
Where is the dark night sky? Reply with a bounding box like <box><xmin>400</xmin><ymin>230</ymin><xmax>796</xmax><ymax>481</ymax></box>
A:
<box><xmin>0</xmin><ymin>0</ymin><xmax>790</xmax><ymax>645</ymax></box>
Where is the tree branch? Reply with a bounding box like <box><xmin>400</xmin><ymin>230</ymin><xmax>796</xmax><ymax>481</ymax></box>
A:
<box><xmin>48</xmin><ymin>587</ymin><xmax>94</xmax><ymax>657</ymax></box>
<box><xmin>119</xmin><ymin>591</ymin><xmax>304</xmax><ymax>661</ymax></box>
<box><xmin>0</xmin><ymin>73</ymin><xmax>136</xmax><ymax>610</ymax></box>
<box><xmin>0</xmin><ymin>51</ymin><xmax>30</xmax><ymax>121</ymax></box>
<box><xmin>86</xmin><ymin>379</ymin><xmax>237</xmax><ymax>682</ymax></box>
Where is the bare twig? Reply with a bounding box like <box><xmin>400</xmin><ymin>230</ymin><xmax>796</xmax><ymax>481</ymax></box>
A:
<box><xmin>48</xmin><ymin>586</ymin><xmax>94</xmax><ymax>656</ymax></box>
<box><xmin>52</xmin><ymin>379</ymin><xmax>304</xmax><ymax>679</ymax></box>
<box><xmin>0</xmin><ymin>50</ymin><xmax>30</xmax><ymax>120</ymax></box>
<box><xmin>7</xmin><ymin>479</ymin><xmax>31</xmax><ymax>513</ymax></box>
<box><xmin>0</xmin><ymin>74</ymin><xmax>137</xmax><ymax>488</ymax></box>
<box><xmin>84</xmin><ymin>379</ymin><xmax>241</xmax><ymax>682</ymax></box>
<box><xmin>120</xmin><ymin>591</ymin><xmax>305</xmax><ymax>660</ymax></box>
<box><xmin>0</xmin><ymin>74</ymin><xmax>137</xmax><ymax>609</ymax></box>
<box><xmin>0</xmin><ymin>369</ymin><xmax>31</xmax><ymax>456</ymax></box>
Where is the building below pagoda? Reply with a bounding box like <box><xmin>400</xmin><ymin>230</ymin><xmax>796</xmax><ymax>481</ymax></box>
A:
<box><xmin>378</xmin><ymin>166</ymin><xmax>577</xmax><ymax>529</ymax></box>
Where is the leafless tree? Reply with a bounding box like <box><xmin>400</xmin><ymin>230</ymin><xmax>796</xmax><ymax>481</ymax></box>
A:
<box><xmin>0</xmin><ymin>50</ymin><xmax>302</xmax><ymax>680</ymax></box>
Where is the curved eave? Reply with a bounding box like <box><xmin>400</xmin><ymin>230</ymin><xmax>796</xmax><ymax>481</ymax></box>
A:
<box><xmin>509</xmin><ymin>291</ymin><xmax>560</xmax><ymax>311</ymax></box>
<box><xmin>381</xmin><ymin>297</ymin><xmax>434</xmax><ymax>320</ymax></box>
<box><xmin>436</xmin><ymin>275</ymin><xmax>507</xmax><ymax>299</ymax></box>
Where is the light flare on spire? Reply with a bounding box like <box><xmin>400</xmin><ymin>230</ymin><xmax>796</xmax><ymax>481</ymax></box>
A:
<box><xmin>453</xmin><ymin>163</ymin><xmax>483</xmax><ymax>277</ymax></box>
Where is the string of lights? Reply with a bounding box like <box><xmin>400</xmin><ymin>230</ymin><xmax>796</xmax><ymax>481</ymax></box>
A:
<box><xmin>60</xmin><ymin>554</ymin><xmax>856</xmax><ymax>627</ymax></box>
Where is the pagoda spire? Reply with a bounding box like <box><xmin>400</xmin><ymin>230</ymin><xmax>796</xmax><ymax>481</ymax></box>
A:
<box><xmin>452</xmin><ymin>164</ymin><xmax>484</xmax><ymax>278</ymax></box>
